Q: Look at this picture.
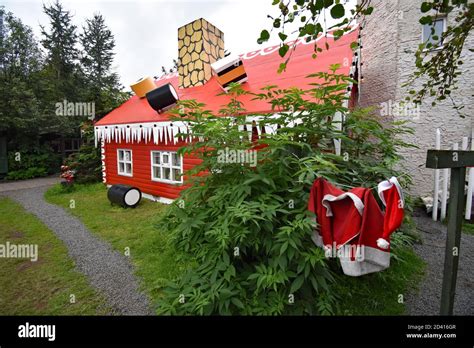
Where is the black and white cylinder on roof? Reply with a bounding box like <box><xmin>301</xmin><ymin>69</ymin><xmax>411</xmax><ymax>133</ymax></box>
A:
<box><xmin>145</xmin><ymin>83</ymin><xmax>179</xmax><ymax>113</ymax></box>
<box><xmin>211</xmin><ymin>54</ymin><xmax>247</xmax><ymax>92</ymax></box>
<box><xmin>107</xmin><ymin>184</ymin><xmax>142</xmax><ymax>208</ymax></box>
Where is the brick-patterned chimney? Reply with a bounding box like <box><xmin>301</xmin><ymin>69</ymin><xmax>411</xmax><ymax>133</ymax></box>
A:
<box><xmin>177</xmin><ymin>18</ymin><xmax>225</xmax><ymax>88</ymax></box>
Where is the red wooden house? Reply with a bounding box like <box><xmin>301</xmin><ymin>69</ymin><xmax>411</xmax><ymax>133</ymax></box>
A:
<box><xmin>95</xmin><ymin>18</ymin><xmax>359</xmax><ymax>204</ymax></box>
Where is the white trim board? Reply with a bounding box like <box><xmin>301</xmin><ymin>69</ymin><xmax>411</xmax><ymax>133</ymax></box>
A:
<box><xmin>142</xmin><ymin>193</ymin><xmax>174</xmax><ymax>205</ymax></box>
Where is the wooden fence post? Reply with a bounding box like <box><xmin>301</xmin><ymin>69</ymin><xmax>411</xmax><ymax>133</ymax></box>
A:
<box><xmin>433</xmin><ymin>129</ymin><xmax>440</xmax><ymax>221</ymax></box>
<box><xmin>440</xmin><ymin>165</ymin><xmax>465</xmax><ymax>315</ymax></box>
<box><xmin>466</xmin><ymin>131</ymin><xmax>474</xmax><ymax>220</ymax></box>
<box><xmin>426</xmin><ymin>149</ymin><xmax>474</xmax><ymax>315</ymax></box>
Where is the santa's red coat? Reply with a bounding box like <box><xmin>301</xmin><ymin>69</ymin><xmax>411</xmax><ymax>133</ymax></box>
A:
<box><xmin>308</xmin><ymin>177</ymin><xmax>404</xmax><ymax>276</ymax></box>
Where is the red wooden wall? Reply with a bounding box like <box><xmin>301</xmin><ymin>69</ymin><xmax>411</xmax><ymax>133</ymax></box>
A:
<box><xmin>103</xmin><ymin>139</ymin><xmax>200</xmax><ymax>200</ymax></box>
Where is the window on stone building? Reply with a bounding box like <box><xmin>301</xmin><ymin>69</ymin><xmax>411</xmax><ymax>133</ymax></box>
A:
<box><xmin>422</xmin><ymin>17</ymin><xmax>446</xmax><ymax>49</ymax></box>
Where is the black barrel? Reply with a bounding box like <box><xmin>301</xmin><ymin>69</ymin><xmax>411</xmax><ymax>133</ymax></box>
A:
<box><xmin>107</xmin><ymin>184</ymin><xmax>142</xmax><ymax>208</ymax></box>
<box><xmin>145</xmin><ymin>83</ymin><xmax>178</xmax><ymax>113</ymax></box>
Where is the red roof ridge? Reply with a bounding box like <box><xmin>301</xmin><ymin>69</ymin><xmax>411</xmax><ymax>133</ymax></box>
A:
<box><xmin>95</xmin><ymin>26</ymin><xmax>359</xmax><ymax>126</ymax></box>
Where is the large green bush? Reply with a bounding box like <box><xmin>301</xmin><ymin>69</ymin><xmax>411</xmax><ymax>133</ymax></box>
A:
<box><xmin>6</xmin><ymin>143</ymin><xmax>61</xmax><ymax>180</ymax></box>
<box><xmin>156</xmin><ymin>67</ymin><xmax>414</xmax><ymax>315</ymax></box>
<box><xmin>65</xmin><ymin>123</ymin><xmax>102</xmax><ymax>184</ymax></box>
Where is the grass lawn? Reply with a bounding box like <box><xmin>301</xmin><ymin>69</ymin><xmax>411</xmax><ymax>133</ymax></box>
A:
<box><xmin>45</xmin><ymin>183</ymin><xmax>424</xmax><ymax>315</ymax></box>
<box><xmin>44</xmin><ymin>183</ymin><xmax>189</xmax><ymax>313</ymax></box>
<box><xmin>436</xmin><ymin>219</ymin><xmax>474</xmax><ymax>235</ymax></box>
<box><xmin>0</xmin><ymin>197</ymin><xmax>110</xmax><ymax>315</ymax></box>
<box><xmin>462</xmin><ymin>222</ymin><xmax>474</xmax><ymax>235</ymax></box>
<box><xmin>334</xmin><ymin>246</ymin><xmax>425</xmax><ymax>315</ymax></box>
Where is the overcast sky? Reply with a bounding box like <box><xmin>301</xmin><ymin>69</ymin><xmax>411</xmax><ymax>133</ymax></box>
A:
<box><xmin>3</xmin><ymin>0</ymin><xmax>356</xmax><ymax>90</ymax></box>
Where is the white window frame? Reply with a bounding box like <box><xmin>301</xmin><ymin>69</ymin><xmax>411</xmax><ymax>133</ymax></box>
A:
<box><xmin>150</xmin><ymin>150</ymin><xmax>183</xmax><ymax>184</ymax></box>
<box><xmin>117</xmin><ymin>149</ymin><xmax>133</xmax><ymax>177</ymax></box>
<box><xmin>421</xmin><ymin>16</ymin><xmax>447</xmax><ymax>51</ymax></box>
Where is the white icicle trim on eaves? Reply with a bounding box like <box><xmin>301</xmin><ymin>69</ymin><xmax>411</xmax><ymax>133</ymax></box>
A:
<box><xmin>94</xmin><ymin>121</ymin><xmax>191</xmax><ymax>147</ymax></box>
<box><xmin>95</xmin><ymin>25</ymin><xmax>359</xmax><ymax>149</ymax></box>
<box><xmin>94</xmin><ymin>116</ymin><xmax>288</xmax><ymax>147</ymax></box>
<box><xmin>93</xmin><ymin>105</ymin><xmax>352</xmax><ymax>149</ymax></box>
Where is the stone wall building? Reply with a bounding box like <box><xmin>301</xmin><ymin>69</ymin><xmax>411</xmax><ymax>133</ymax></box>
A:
<box><xmin>358</xmin><ymin>0</ymin><xmax>474</xmax><ymax>197</ymax></box>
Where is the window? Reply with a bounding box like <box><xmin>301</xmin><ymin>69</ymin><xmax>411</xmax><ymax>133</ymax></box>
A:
<box><xmin>151</xmin><ymin>151</ymin><xmax>183</xmax><ymax>184</ymax></box>
<box><xmin>422</xmin><ymin>17</ymin><xmax>446</xmax><ymax>49</ymax></box>
<box><xmin>64</xmin><ymin>138</ymin><xmax>81</xmax><ymax>154</ymax></box>
<box><xmin>117</xmin><ymin>149</ymin><xmax>133</xmax><ymax>176</ymax></box>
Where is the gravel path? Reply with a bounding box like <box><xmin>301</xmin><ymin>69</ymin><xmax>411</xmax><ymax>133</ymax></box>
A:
<box><xmin>2</xmin><ymin>186</ymin><xmax>153</xmax><ymax>315</ymax></box>
<box><xmin>406</xmin><ymin>209</ymin><xmax>474</xmax><ymax>315</ymax></box>
<box><xmin>0</xmin><ymin>176</ymin><xmax>60</xmax><ymax>192</ymax></box>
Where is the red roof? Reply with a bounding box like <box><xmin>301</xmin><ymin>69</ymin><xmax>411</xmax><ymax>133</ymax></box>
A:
<box><xmin>96</xmin><ymin>28</ymin><xmax>359</xmax><ymax>126</ymax></box>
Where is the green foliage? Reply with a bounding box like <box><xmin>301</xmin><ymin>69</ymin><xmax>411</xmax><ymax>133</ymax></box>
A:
<box><xmin>38</xmin><ymin>0</ymin><xmax>90</xmax><ymax>135</ymax></box>
<box><xmin>59</xmin><ymin>181</ymin><xmax>76</xmax><ymax>193</ymax></box>
<box><xmin>462</xmin><ymin>222</ymin><xmax>474</xmax><ymax>235</ymax></box>
<box><xmin>0</xmin><ymin>3</ymin><xmax>127</xmax><ymax>165</ymax></box>
<box><xmin>40</xmin><ymin>0</ymin><xmax>78</xmax><ymax>79</ymax></box>
<box><xmin>0</xmin><ymin>197</ymin><xmax>111</xmax><ymax>314</ymax></box>
<box><xmin>334</xmin><ymin>242</ymin><xmax>424</xmax><ymax>315</ymax></box>
<box><xmin>80</xmin><ymin>13</ymin><xmax>129</xmax><ymax>119</ymax></box>
<box><xmin>65</xmin><ymin>144</ymin><xmax>101</xmax><ymax>184</ymax></box>
<box><xmin>156</xmin><ymin>70</ymin><xmax>413</xmax><ymax>315</ymax></box>
<box><xmin>330</xmin><ymin>4</ymin><xmax>345</xmax><ymax>19</ymax></box>
<box><xmin>406</xmin><ymin>1</ymin><xmax>473</xmax><ymax>114</ymax></box>
<box><xmin>261</xmin><ymin>0</ymin><xmax>473</xmax><ymax>110</ymax></box>
<box><xmin>259</xmin><ymin>0</ymin><xmax>372</xmax><ymax>71</ymax></box>
<box><xmin>6</xmin><ymin>143</ymin><xmax>61</xmax><ymax>180</ymax></box>
<box><xmin>44</xmin><ymin>183</ymin><xmax>189</xmax><ymax>312</ymax></box>
<box><xmin>65</xmin><ymin>123</ymin><xmax>101</xmax><ymax>184</ymax></box>
<box><xmin>0</xmin><ymin>7</ymin><xmax>46</xmax><ymax>139</ymax></box>
<box><xmin>6</xmin><ymin>167</ymin><xmax>48</xmax><ymax>180</ymax></box>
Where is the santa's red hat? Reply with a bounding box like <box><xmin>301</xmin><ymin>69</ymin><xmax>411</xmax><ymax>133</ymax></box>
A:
<box><xmin>376</xmin><ymin>177</ymin><xmax>405</xmax><ymax>250</ymax></box>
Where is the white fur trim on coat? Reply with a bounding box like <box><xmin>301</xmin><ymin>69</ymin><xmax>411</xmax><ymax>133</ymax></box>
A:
<box><xmin>322</xmin><ymin>192</ymin><xmax>364</xmax><ymax>217</ymax></box>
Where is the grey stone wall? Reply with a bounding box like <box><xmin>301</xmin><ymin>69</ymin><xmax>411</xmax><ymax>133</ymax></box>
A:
<box><xmin>358</xmin><ymin>0</ymin><xmax>474</xmax><ymax>197</ymax></box>
<box><xmin>358</xmin><ymin>0</ymin><xmax>400</xmax><ymax>116</ymax></box>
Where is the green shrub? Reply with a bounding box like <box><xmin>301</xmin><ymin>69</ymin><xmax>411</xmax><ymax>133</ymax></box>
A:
<box><xmin>7</xmin><ymin>143</ymin><xmax>61</xmax><ymax>180</ymax></box>
<box><xmin>58</xmin><ymin>181</ymin><xmax>76</xmax><ymax>193</ymax></box>
<box><xmin>65</xmin><ymin>124</ymin><xmax>102</xmax><ymax>184</ymax></box>
<box><xmin>6</xmin><ymin>167</ymin><xmax>48</xmax><ymax>180</ymax></box>
<box><xmin>156</xmin><ymin>67</ymin><xmax>414</xmax><ymax>315</ymax></box>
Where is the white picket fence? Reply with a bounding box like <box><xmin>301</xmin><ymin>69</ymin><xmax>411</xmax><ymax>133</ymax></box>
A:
<box><xmin>432</xmin><ymin>128</ymin><xmax>474</xmax><ymax>221</ymax></box>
